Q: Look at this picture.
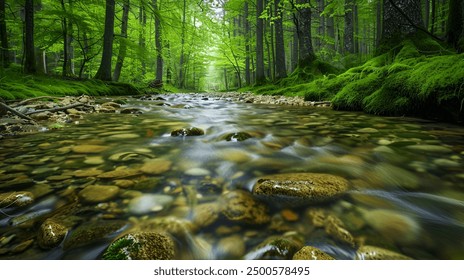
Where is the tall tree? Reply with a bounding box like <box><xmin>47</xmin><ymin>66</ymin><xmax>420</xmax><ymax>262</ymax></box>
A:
<box><xmin>255</xmin><ymin>0</ymin><xmax>265</xmax><ymax>84</ymax></box>
<box><xmin>296</xmin><ymin>0</ymin><xmax>315</xmax><ymax>67</ymax></box>
<box><xmin>0</xmin><ymin>0</ymin><xmax>9</xmax><ymax>67</ymax></box>
<box><xmin>274</xmin><ymin>0</ymin><xmax>286</xmax><ymax>79</ymax></box>
<box><xmin>113</xmin><ymin>0</ymin><xmax>130</xmax><ymax>81</ymax></box>
<box><xmin>446</xmin><ymin>0</ymin><xmax>463</xmax><ymax>52</ymax></box>
<box><xmin>24</xmin><ymin>0</ymin><xmax>36</xmax><ymax>74</ymax></box>
<box><xmin>344</xmin><ymin>0</ymin><xmax>354</xmax><ymax>53</ymax></box>
<box><xmin>244</xmin><ymin>0</ymin><xmax>251</xmax><ymax>86</ymax></box>
<box><xmin>95</xmin><ymin>0</ymin><xmax>115</xmax><ymax>81</ymax></box>
<box><xmin>60</xmin><ymin>0</ymin><xmax>74</xmax><ymax>76</ymax></box>
<box><xmin>381</xmin><ymin>0</ymin><xmax>423</xmax><ymax>44</ymax></box>
<box><xmin>153</xmin><ymin>0</ymin><xmax>163</xmax><ymax>86</ymax></box>
<box><xmin>179</xmin><ymin>0</ymin><xmax>187</xmax><ymax>88</ymax></box>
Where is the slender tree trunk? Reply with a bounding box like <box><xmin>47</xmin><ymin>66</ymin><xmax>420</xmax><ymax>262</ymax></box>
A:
<box><xmin>268</xmin><ymin>3</ymin><xmax>275</xmax><ymax>80</ymax></box>
<box><xmin>376</xmin><ymin>1</ymin><xmax>382</xmax><ymax>47</ymax></box>
<box><xmin>139</xmin><ymin>5</ymin><xmax>146</xmax><ymax>76</ymax></box>
<box><xmin>344</xmin><ymin>0</ymin><xmax>354</xmax><ymax>53</ymax></box>
<box><xmin>424</xmin><ymin>0</ymin><xmax>430</xmax><ymax>29</ymax></box>
<box><xmin>24</xmin><ymin>0</ymin><xmax>36</xmax><ymax>74</ymax></box>
<box><xmin>431</xmin><ymin>0</ymin><xmax>436</xmax><ymax>34</ymax></box>
<box><xmin>255</xmin><ymin>0</ymin><xmax>265</xmax><ymax>84</ymax></box>
<box><xmin>291</xmin><ymin>26</ymin><xmax>298</xmax><ymax>71</ymax></box>
<box><xmin>179</xmin><ymin>0</ymin><xmax>186</xmax><ymax>88</ymax></box>
<box><xmin>353</xmin><ymin>4</ymin><xmax>359</xmax><ymax>54</ymax></box>
<box><xmin>244</xmin><ymin>1</ymin><xmax>251</xmax><ymax>86</ymax></box>
<box><xmin>317</xmin><ymin>0</ymin><xmax>325</xmax><ymax>49</ymax></box>
<box><xmin>326</xmin><ymin>5</ymin><xmax>335</xmax><ymax>50</ymax></box>
<box><xmin>94</xmin><ymin>0</ymin><xmax>115</xmax><ymax>81</ymax></box>
<box><xmin>153</xmin><ymin>0</ymin><xmax>163</xmax><ymax>85</ymax></box>
<box><xmin>60</xmin><ymin>0</ymin><xmax>73</xmax><ymax>76</ymax></box>
<box><xmin>113</xmin><ymin>0</ymin><xmax>130</xmax><ymax>82</ymax></box>
<box><xmin>297</xmin><ymin>0</ymin><xmax>315</xmax><ymax>67</ymax></box>
<box><xmin>274</xmin><ymin>0</ymin><xmax>286</xmax><ymax>79</ymax></box>
<box><xmin>0</xmin><ymin>0</ymin><xmax>9</xmax><ymax>68</ymax></box>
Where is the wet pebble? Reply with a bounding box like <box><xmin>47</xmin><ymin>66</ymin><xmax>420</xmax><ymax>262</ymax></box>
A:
<box><xmin>185</xmin><ymin>167</ymin><xmax>211</xmax><ymax>176</ymax></box>
<box><xmin>219</xmin><ymin>190</ymin><xmax>270</xmax><ymax>225</ymax></box>
<box><xmin>140</xmin><ymin>159</ymin><xmax>172</xmax><ymax>175</ymax></box>
<box><xmin>292</xmin><ymin>246</ymin><xmax>335</xmax><ymax>260</ymax></box>
<box><xmin>356</xmin><ymin>245</ymin><xmax>412</xmax><ymax>260</ymax></box>
<box><xmin>0</xmin><ymin>191</ymin><xmax>35</xmax><ymax>208</ymax></box>
<box><xmin>37</xmin><ymin>218</ymin><xmax>69</xmax><ymax>249</ymax></box>
<box><xmin>128</xmin><ymin>194</ymin><xmax>174</xmax><ymax>215</ymax></box>
<box><xmin>78</xmin><ymin>185</ymin><xmax>120</xmax><ymax>204</ymax></box>
<box><xmin>71</xmin><ymin>145</ymin><xmax>108</xmax><ymax>154</ymax></box>
<box><xmin>216</xmin><ymin>235</ymin><xmax>246</xmax><ymax>259</ymax></box>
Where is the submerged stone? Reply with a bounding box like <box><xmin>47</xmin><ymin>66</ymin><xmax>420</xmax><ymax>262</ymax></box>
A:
<box><xmin>37</xmin><ymin>218</ymin><xmax>69</xmax><ymax>249</ymax></box>
<box><xmin>0</xmin><ymin>191</ymin><xmax>35</xmax><ymax>208</ymax></box>
<box><xmin>103</xmin><ymin>232</ymin><xmax>175</xmax><ymax>260</ymax></box>
<box><xmin>71</xmin><ymin>145</ymin><xmax>108</xmax><ymax>154</ymax></box>
<box><xmin>292</xmin><ymin>246</ymin><xmax>335</xmax><ymax>260</ymax></box>
<box><xmin>78</xmin><ymin>185</ymin><xmax>120</xmax><ymax>204</ymax></box>
<box><xmin>64</xmin><ymin>220</ymin><xmax>128</xmax><ymax>250</ymax></box>
<box><xmin>356</xmin><ymin>245</ymin><xmax>412</xmax><ymax>260</ymax></box>
<box><xmin>252</xmin><ymin>173</ymin><xmax>349</xmax><ymax>207</ymax></box>
<box><xmin>140</xmin><ymin>159</ymin><xmax>172</xmax><ymax>175</ymax></box>
<box><xmin>221</xmin><ymin>132</ymin><xmax>253</xmax><ymax>142</ymax></box>
<box><xmin>171</xmin><ymin>127</ymin><xmax>205</xmax><ymax>137</ymax></box>
<box><xmin>128</xmin><ymin>194</ymin><xmax>174</xmax><ymax>215</ymax></box>
<box><xmin>245</xmin><ymin>236</ymin><xmax>301</xmax><ymax>260</ymax></box>
<box><xmin>219</xmin><ymin>190</ymin><xmax>270</xmax><ymax>225</ymax></box>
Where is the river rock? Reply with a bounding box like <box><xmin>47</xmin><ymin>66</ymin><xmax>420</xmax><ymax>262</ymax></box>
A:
<box><xmin>73</xmin><ymin>168</ymin><xmax>104</xmax><ymax>177</ymax></box>
<box><xmin>64</xmin><ymin>220</ymin><xmax>128</xmax><ymax>250</ymax></box>
<box><xmin>0</xmin><ymin>191</ymin><xmax>35</xmax><ymax>208</ymax></box>
<box><xmin>185</xmin><ymin>167</ymin><xmax>211</xmax><ymax>176</ymax></box>
<box><xmin>97</xmin><ymin>168</ymin><xmax>140</xmax><ymax>179</ymax></box>
<box><xmin>120</xmin><ymin>107</ymin><xmax>143</xmax><ymax>114</ymax></box>
<box><xmin>324</xmin><ymin>215</ymin><xmax>356</xmax><ymax>247</ymax></box>
<box><xmin>357</xmin><ymin>128</ymin><xmax>379</xmax><ymax>133</ymax></box>
<box><xmin>102</xmin><ymin>232</ymin><xmax>175</xmax><ymax>260</ymax></box>
<box><xmin>292</xmin><ymin>246</ymin><xmax>335</xmax><ymax>260</ymax></box>
<box><xmin>406</xmin><ymin>144</ymin><xmax>453</xmax><ymax>153</ymax></box>
<box><xmin>362</xmin><ymin>209</ymin><xmax>421</xmax><ymax>245</ymax></box>
<box><xmin>221</xmin><ymin>132</ymin><xmax>253</xmax><ymax>142</ymax></box>
<box><xmin>192</xmin><ymin>202</ymin><xmax>220</xmax><ymax>228</ymax></box>
<box><xmin>78</xmin><ymin>185</ymin><xmax>120</xmax><ymax>204</ymax></box>
<box><xmin>368</xmin><ymin>163</ymin><xmax>419</xmax><ymax>189</ymax></box>
<box><xmin>71</xmin><ymin>145</ymin><xmax>108</xmax><ymax>154</ymax></box>
<box><xmin>108</xmin><ymin>133</ymin><xmax>139</xmax><ymax>139</ymax></box>
<box><xmin>128</xmin><ymin>194</ymin><xmax>174</xmax><ymax>215</ymax></box>
<box><xmin>171</xmin><ymin>127</ymin><xmax>205</xmax><ymax>137</ymax></box>
<box><xmin>245</xmin><ymin>236</ymin><xmax>302</xmax><ymax>260</ymax></box>
<box><xmin>217</xmin><ymin>148</ymin><xmax>252</xmax><ymax>163</ymax></box>
<box><xmin>216</xmin><ymin>235</ymin><xmax>246</xmax><ymax>259</ymax></box>
<box><xmin>140</xmin><ymin>158</ymin><xmax>172</xmax><ymax>175</ymax></box>
<box><xmin>37</xmin><ymin>218</ymin><xmax>69</xmax><ymax>249</ymax></box>
<box><xmin>219</xmin><ymin>190</ymin><xmax>270</xmax><ymax>225</ymax></box>
<box><xmin>356</xmin><ymin>245</ymin><xmax>412</xmax><ymax>260</ymax></box>
<box><xmin>140</xmin><ymin>217</ymin><xmax>195</xmax><ymax>240</ymax></box>
<box><xmin>252</xmin><ymin>173</ymin><xmax>349</xmax><ymax>207</ymax></box>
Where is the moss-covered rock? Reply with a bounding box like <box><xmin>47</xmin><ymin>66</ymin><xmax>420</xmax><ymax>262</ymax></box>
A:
<box><xmin>102</xmin><ymin>231</ymin><xmax>175</xmax><ymax>260</ymax></box>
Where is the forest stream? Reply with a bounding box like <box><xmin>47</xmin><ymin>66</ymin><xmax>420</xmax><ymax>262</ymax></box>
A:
<box><xmin>1</xmin><ymin>93</ymin><xmax>464</xmax><ymax>260</ymax></box>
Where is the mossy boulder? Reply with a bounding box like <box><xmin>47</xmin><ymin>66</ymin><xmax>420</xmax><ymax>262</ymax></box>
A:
<box><xmin>252</xmin><ymin>173</ymin><xmax>349</xmax><ymax>207</ymax></box>
<box><xmin>102</xmin><ymin>232</ymin><xmax>175</xmax><ymax>260</ymax></box>
<box><xmin>220</xmin><ymin>132</ymin><xmax>253</xmax><ymax>142</ymax></box>
<box><xmin>293</xmin><ymin>246</ymin><xmax>336</xmax><ymax>260</ymax></box>
<box><xmin>219</xmin><ymin>190</ymin><xmax>270</xmax><ymax>225</ymax></box>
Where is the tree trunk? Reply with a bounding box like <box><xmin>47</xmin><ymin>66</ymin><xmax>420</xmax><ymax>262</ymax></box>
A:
<box><xmin>0</xmin><ymin>0</ymin><xmax>9</xmax><ymax>68</ymax></box>
<box><xmin>326</xmin><ymin>5</ymin><xmax>335</xmax><ymax>50</ymax></box>
<box><xmin>344</xmin><ymin>0</ymin><xmax>354</xmax><ymax>53</ymax></box>
<box><xmin>113</xmin><ymin>0</ymin><xmax>130</xmax><ymax>82</ymax></box>
<box><xmin>431</xmin><ymin>0</ymin><xmax>436</xmax><ymax>34</ymax></box>
<box><xmin>24</xmin><ymin>0</ymin><xmax>36</xmax><ymax>74</ymax></box>
<box><xmin>139</xmin><ymin>5</ymin><xmax>146</xmax><ymax>76</ymax></box>
<box><xmin>94</xmin><ymin>0</ymin><xmax>115</xmax><ymax>81</ymax></box>
<box><xmin>274</xmin><ymin>0</ymin><xmax>286</xmax><ymax>79</ymax></box>
<box><xmin>179</xmin><ymin>0</ymin><xmax>186</xmax><ymax>88</ymax></box>
<box><xmin>376</xmin><ymin>1</ymin><xmax>382</xmax><ymax>47</ymax></box>
<box><xmin>317</xmin><ymin>0</ymin><xmax>325</xmax><ymax>49</ymax></box>
<box><xmin>255</xmin><ymin>0</ymin><xmax>265</xmax><ymax>85</ymax></box>
<box><xmin>244</xmin><ymin>1</ymin><xmax>251</xmax><ymax>86</ymax></box>
<box><xmin>297</xmin><ymin>0</ymin><xmax>315</xmax><ymax>67</ymax></box>
<box><xmin>381</xmin><ymin>0</ymin><xmax>423</xmax><ymax>44</ymax></box>
<box><xmin>153</xmin><ymin>0</ymin><xmax>163</xmax><ymax>85</ymax></box>
<box><xmin>446</xmin><ymin>0</ymin><xmax>463</xmax><ymax>51</ymax></box>
<box><xmin>424</xmin><ymin>0</ymin><xmax>430</xmax><ymax>29</ymax></box>
<box><xmin>60</xmin><ymin>0</ymin><xmax>73</xmax><ymax>76</ymax></box>
<box><xmin>291</xmin><ymin>26</ymin><xmax>298</xmax><ymax>71</ymax></box>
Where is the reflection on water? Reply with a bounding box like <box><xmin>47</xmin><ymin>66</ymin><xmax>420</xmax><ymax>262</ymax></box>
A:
<box><xmin>1</xmin><ymin>93</ymin><xmax>463</xmax><ymax>260</ymax></box>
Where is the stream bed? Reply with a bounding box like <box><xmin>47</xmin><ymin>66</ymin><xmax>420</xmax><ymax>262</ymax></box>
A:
<box><xmin>1</xmin><ymin>93</ymin><xmax>464</xmax><ymax>260</ymax></box>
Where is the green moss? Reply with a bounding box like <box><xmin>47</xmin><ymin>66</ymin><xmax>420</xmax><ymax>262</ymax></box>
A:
<box><xmin>332</xmin><ymin>72</ymin><xmax>384</xmax><ymax>110</ymax></box>
<box><xmin>102</xmin><ymin>237</ymin><xmax>137</xmax><ymax>260</ymax></box>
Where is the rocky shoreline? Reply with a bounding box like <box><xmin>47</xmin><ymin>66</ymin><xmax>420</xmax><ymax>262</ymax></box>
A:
<box><xmin>0</xmin><ymin>92</ymin><xmax>331</xmax><ymax>139</ymax></box>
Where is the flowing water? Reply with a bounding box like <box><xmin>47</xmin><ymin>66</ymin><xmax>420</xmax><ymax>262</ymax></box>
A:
<box><xmin>1</xmin><ymin>93</ymin><xmax>464</xmax><ymax>260</ymax></box>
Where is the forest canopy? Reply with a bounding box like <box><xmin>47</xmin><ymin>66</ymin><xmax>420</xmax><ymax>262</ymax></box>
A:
<box><xmin>0</xmin><ymin>0</ymin><xmax>463</xmax><ymax>121</ymax></box>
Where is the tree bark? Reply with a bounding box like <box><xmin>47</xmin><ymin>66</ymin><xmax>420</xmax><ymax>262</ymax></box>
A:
<box><xmin>153</xmin><ymin>0</ymin><xmax>163</xmax><ymax>86</ymax></box>
<box><xmin>94</xmin><ymin>0</ymin><xmax>115</xmax><ymax>81</ymax></box>
<box><xmin>255</xmin><ymin>0</ymin><xmax>265</xmax><ymax>85</ymax></box>
<box><xmin>381</xmin><ymin>0</ymin><xmax>423</xmax><ymax>43</ymax></box>
<box><xmin>446</xmin><ymin>0</ymin><xmax>463</xmax><ymax>51</ymax></box>
<box><xmin>113</xmin><ymin>0</ymin><xmax>130</xmax><ymax>82</ymax></box>
<box><xmin>296</xmin><ymin>0</ymin><xmax>315</xmax><ymax>67</ymax></box>
<box><xmin>139</xmin><ymin>4</ymin><xmax>146</xmax><ymax>76</ymax></box>
<box><xmin>344</xmin><ymin>0</ymin><xmax>354</xmax><ymax>53</ymax></box>
<box><xmin>179</xmin><ymin>0</ymin><xmax>186</xmax><ymax>88</ymax></box>
<box><xmin>274</xmin><ymin>0</ymin><xmax>286</xmax><ymax>79</ymax></box>
<box><xmin>0</xmin><ymin>0</ymin><xmax>9</xmax><ymax>68</ymax></box>
<box><xmin>244</xmin><ymin>1</ymin><xmax>251</xmax><ymax>86</ymax></box>
<box><xmin>24</xmin><ymin>0</ymin><xmax>36</xmax><ymax>74</ymax></box>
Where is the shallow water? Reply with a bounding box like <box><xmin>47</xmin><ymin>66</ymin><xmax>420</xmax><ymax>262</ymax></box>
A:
<box><xmin>1</xmin><ymin>93</ymin><xmax>464</xmax><ymax>260</ymax></box>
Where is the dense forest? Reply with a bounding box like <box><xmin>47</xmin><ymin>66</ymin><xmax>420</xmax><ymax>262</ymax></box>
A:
<box><xmin>0</xmin><ymin>0</ymin><xmax>463</xmax><ymax>121</ymax></box>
